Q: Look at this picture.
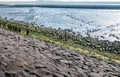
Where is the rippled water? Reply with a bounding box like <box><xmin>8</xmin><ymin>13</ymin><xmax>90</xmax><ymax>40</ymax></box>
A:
<box><xmin>0</xmin><ymin>7</ymin><xmax>120</xmax><ymax>41</ymax></box>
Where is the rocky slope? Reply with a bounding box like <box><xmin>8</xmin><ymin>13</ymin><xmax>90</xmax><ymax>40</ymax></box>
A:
<box><xmin>0</xmin><ymin>28</ymin><xmax>120</xmax><ymax>77</ymax></box>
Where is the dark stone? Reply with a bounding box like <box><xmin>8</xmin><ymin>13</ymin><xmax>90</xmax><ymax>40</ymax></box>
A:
<box><xmin>35</xmin><ymin>64</ymin><xmax>46</xmax><ymax>68</ymax></box>
<box><xmin>53</xmin><ymin>74</ymin><xmax>58</xmax><ymax>77</ymax></box>
<box><xmin>5</xmin><ymin>71</ymin><xmax>18</xmax><ymax>77</ymax></box>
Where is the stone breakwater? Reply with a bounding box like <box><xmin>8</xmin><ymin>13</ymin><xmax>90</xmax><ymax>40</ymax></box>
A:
<box><xmin>0</xmin><ymin>28</ymin><xmax>120</xmax><ymax>77</ymax></box>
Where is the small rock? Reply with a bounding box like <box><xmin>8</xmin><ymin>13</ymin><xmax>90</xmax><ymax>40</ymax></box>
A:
<box><xmin>52</xmin><ymin>74</ymin><xmax>58</xmax><ymax>77</ymax></box>
<box><xmin>70</xmin><ymin>52</ymin><xmax>79</xmax><ymax>56</ymax></box>
<box><xmin>74</xmin><ymin>57</ymin><xmax>81</xmax><ymax>60</ymax></box>
<box><xmin>40</xmin><ymin>45</ymin><xmax>48</xmax><ymax>50</ymax></box>
<box><xmin>4</xmin><ymin>47</ymin><xmax>8</xmax><ymax>50</ymax></box>
<box><xmin>81</xmin><ymin>66</ymin><xmax>89</xmax><ymax>70</ymax></box>
<box><xmin>74</xmin><ymin>67</ymin><xmax>87</xmax><ymax>77</ymax></box>
<box><xmin>35</xmin><ymin>64</ymin><xmax>46</xmax><ymax>68</ymax></box>
<box><xmin>53</xmin><ymin>56</ymin><xmax>62</xmax><ymax>60</ymax></box>
<box><xmin>17</xmin><ymin>61</ymin><xmax>28</xmax><ymax>68</ymax></box>
<box><xmin>5</xmin><ymin>71</ymin><xmax>18</xmax><ymax>77</ymax></box>
<box><xmin>1</xmin><ymin>62</ymin><xmax>8</xmax><ymax>67</ymax></box>
<box><xmin>87</xmin><ymin>72</ymin><xmax>102</xmax><ymax>77</ymax></box>
<box><xmin>61</xmin><ymin>60</ymin><xmax>72</xmax><ymax>65</ymax></box>
<box><xmin>104</xmin><ymin>68</ymin><xmax>113</xmax><ymax>72</ymax></box>
<box><xmin>0</xmin><ymin>71</ymin><xmax>5</xmax><ymax>77</ymax></box>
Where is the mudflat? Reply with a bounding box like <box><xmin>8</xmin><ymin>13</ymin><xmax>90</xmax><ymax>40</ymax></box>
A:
<box><xmin>0</xmin><ymin>28</ymin><xmax>120</xmax><ymax>77</ymax></box>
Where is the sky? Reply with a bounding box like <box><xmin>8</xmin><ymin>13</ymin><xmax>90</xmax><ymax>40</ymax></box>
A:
<box><xmin>0</xmin><ymin>0</ymin><xmax>37</xmax><ymax>2</ymax></box>
<box><xmin>44</xmin><ymin>0</ymin><xmax>120</xmax><ymax>2</ymax></box>
<box><xmin>0</xmin><ymin>0</ymin><xmax>120</xmax><ymax>4</ymax></box>
<box><xmin>0</xmin><ymin>0</ymin><xmax>120</xmax><ymax>2</ymax></box>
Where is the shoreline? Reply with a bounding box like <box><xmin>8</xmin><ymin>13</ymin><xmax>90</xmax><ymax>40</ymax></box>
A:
<box><xmin>0</xmin><ymin>18</ymin><xmax>120</xmax><ymax>64</ymax></box>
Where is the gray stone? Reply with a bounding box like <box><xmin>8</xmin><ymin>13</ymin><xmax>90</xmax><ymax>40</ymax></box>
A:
<box><xmin>1</xmin><ymin>62</ymin><xmax>8</xmax><ymax>67</ymax></box>
<box><xmin>87</xmin><ymin>72</ymin><xmax>102</xmax><ymax>77</ymax></box>
<box><xmin>60</xmin><ymin>60</ymin><xmax>72</xmax><ymax>65</ymax></box>
<box><xmin>53</xmin><ymin>56</ymin><xmax>62</xmax><ymax>60</ymax></box>
<box><xmin>0</xmin><ymin>71</ymin><xmax>5</xmax><ymax>77</ymax></box>
<box><xmin>35</xmin><ymin>64</ymin><xmax>46</xmax><ymax>68</ymax></box>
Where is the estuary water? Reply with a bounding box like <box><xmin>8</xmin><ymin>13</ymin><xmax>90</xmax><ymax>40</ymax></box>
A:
<box><xmin>0</xmin><ymin>7</ymin><xmax>120</xmax><ymax>41</ymax></box>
